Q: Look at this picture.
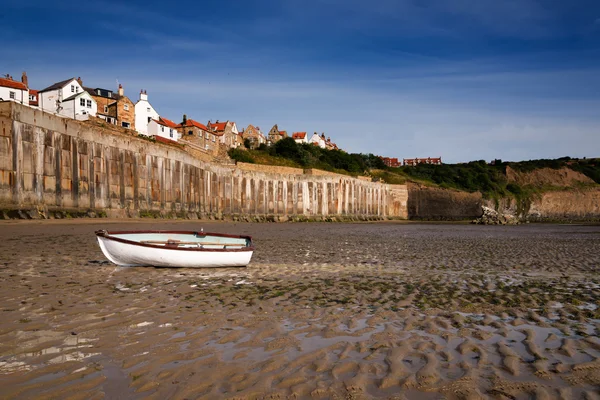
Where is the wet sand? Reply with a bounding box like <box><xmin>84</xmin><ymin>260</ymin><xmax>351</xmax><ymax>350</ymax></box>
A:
<box><xmin>0</xmin><ymin>220</ymin><xmax>599</xmax><ymax>399</ymax></box>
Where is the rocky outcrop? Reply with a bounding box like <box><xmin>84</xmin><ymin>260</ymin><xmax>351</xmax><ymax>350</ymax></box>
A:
<box><xmin>472</xmin><ymin>206</ymin><xmax>519</xmax><ymax>225</ymax></box>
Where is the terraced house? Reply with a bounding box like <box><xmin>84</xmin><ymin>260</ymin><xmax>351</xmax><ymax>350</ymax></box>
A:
<box><xmin>85</xmin><ymin>84</ymin><xmax>135</xmax><ymax>130</ymax></box>
<box><xmin>208</xmin><ymin>120</ymin><xmax>241</xmax><ymax>148</ymax></box>
<box><xmin>267</xmin><ymin>124</ymin><xmax>287</xmax><ymax>145</ymax></box>
<box><xmin>242</xmin><ymin>124</ymin><xmax>266</xmax><ymax>148</ymax></box>
<box><xmin>177</xmin><ymin>117</ymin><xmax>222</xmax><ymax>155</ymax></box>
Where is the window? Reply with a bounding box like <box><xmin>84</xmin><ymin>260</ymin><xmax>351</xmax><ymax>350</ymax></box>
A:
<box><xmin>71</xmin><ymin>85</ymin><xmax>75</xmax><ymax>93</ymax></box>
<box><xmin>104</xmin><ymin>105</ymin><xmax>108</xmax><ymax>113</ymax></box>
<box><xmin>122</xmin><ymin>122</ymin><xmax>130</xmax><ymax>128</ymax></box>
<box><xmin>188</xmin><ymin>130</ymin><xmax>193</xmax><ymax>136</ymax></box>
<box><xmin>169</xmin><ymin>129</ymin><xmax>173</xmax><ymax>138</ymax></box>
<box><xmin>205</xmin><ymin>132</ymin><xmax>209</xmax><ymax>140</ymax></box>
<box><xmin>86</xmin><ymin>100</ymin><xmax>92</xmax><ymax>108</ymax></box>
<box><xmin>9</xmin><ymin>91</ymin><xmax>15</xmax><ymax>99</ymax></box>
<box><xmin>161</xmin><ymin>126</ymin><xmax>164</xmax><ymax>132</ymax></box>
<box><xmin>212</xmin><ymin>135</ymin><xmax>215</xmax><ymax>142</ymax></box>
<box><xmin>124</xmin><ymin>104</ymin><xmax>129</xmax><ymax>111</ymax></box>
<box><xmin>147</xmin><ymin>117</ymin><xmax>152</xmax><ymax>123</ymax></box>
<box><xmin>147</xmin><ymin>107</ymin><xmax>150</xmax><ymax>112</ymax></box>
<box><xmin>76</xmin><ymin>86</ymin><xmax>79</xmax><ymax>93</ymax></box>
<box><xmin>80</xmin><ymin>98</ymin><xmax>86</xmax><ymax>106</ymax></box>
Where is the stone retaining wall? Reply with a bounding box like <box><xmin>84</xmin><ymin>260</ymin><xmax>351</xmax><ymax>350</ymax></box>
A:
<box><xmin>0</xmin><ymin>102</ymin><xmax>408</xmax><ymax>220</ymax></box>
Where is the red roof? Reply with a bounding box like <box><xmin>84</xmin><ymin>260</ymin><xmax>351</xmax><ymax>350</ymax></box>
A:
<box><xmin>155</xmin><ymin>135</ymin><xmax>181</xmax><ymax>146</ymax></box>
<box><xmin>154</xmin><ymin>117</ymin><xmax>178</xmax><ymax>128</ymax></box>
<box><xmin>279</xmin><ymin>130</ymin><xmax>287</xmax><ymax>136</ymax></box>
<box><xmin>208</xmin><ymin>121</ymin><xmax>227</xmax><ymax>132</ymax></box>
<box><xmin>0</xmin><ymin>77</ymin><xmax>27</xmax><ymax>91</ymax></box>
<box><xmin>180</xmin><ymin>119</ymin><xmax>209</xmax><ymax>131</ymax></box>
<box><xmin>292</xmin><ymin>132</ymin><xmax>306</xmax><ymax>139</ymax></box>
<box><xmin>29</xmin><ymin>89</ymin><xmax>39</xmax><ymax>106</ymax></box>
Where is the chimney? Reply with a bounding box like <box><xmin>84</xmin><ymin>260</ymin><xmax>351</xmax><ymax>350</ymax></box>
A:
<box><xmin>21</xmin><ymin>72</ymin><xmax>28</xmax><ymax>88</ymax></box>
<box><xmin>182</xmin><ymin>114</ymin><xmax>187</xmax><ymax>124</ymax></box>
<box><xmin>140</xmin><ymin>89</ymin><xmax>148</xmax><ymax>101</ymax></box>
<box><xmin>118</xmin><ymin>83</ymin><xmax>123</xmax><ymax>96</ymax></box>
<box><xmin>77</xmin><ymin>77</ymin><xmax>83</xmax><ymax>86</ymax></box>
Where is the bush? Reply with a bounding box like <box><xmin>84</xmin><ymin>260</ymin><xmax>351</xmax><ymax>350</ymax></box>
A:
<box><xmin>228</xmin><ymin>148</ymin><xmax>254</xmax><ymax>163</ymax></box>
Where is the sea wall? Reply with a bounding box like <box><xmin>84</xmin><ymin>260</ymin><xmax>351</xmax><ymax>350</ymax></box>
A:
<box><xmin>0</xmin><ymin>102</ymin><xmax>408</xmax><ymax>220</ymax></box>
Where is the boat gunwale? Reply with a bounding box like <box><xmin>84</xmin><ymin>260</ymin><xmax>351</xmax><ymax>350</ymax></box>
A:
<box><xmin>95</xmin><ymin>230</ymin><xmax>254</xmax><ymax>252</ymax></box>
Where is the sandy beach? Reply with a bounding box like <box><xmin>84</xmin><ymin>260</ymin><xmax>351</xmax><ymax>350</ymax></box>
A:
<box><xmin>0</xmin><ymin>220</ymin><xmax>599</xmax><ymax>399</ymax></box>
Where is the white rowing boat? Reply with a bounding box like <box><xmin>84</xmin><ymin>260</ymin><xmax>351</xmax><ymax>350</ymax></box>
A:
<box><xmin>95</xmin><ymin>229</ymin><xmax>254</xmax><ymax>268</ymax></box>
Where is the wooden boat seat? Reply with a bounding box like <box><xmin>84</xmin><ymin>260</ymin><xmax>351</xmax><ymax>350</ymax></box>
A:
<box><xmin>140</xmin><ymin>240</ymin><xmax>244</xmax><ymax>247</ymax></box>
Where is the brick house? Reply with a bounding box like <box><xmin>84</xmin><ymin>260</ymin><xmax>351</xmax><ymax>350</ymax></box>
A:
<box><xmin>177</xmin><ymin>118</ymin><xmax>222</xmax><ymax>155</ymax></box>
<box><xmin>242</xmin><ymin>124</ymin><xmax>266</xmax><ymax>148</ymax></box>
<box><xmin>86</xmin><ymin>84</ymin><xmax>135</xmax><ymax>130</ymax></box>
<box><xmin>207</xmin><ymin>120</ymin><xmax>241</xmax><ymax>148</ymax></box>
<box><xmin>381</xmin><ymin>157</ymin><xmax>401</xmax><ymax>167</ymax></box>
<box><xmin>267</xmin><ymin>124</ymin><xmax>287</xmax><ymax>145</ymax></box>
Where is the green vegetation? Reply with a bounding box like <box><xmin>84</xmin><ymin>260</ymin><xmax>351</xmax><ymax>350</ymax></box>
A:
<box><xmin>229</xmin><ymin>137</ymin><xmax>386</xmax><ymax>176</ymax></box>
<box><xmin>228</xmin><ymin>141</ymin><xmax>599</xmax><ymax>199</ymax></box>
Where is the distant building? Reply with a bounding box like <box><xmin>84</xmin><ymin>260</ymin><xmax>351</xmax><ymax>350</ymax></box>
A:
<box><xmin>381</xmin><ymin>157</ymin><xmax>401</xmax><ymax>167</ymax></box>
<box><xmin>177</xmin><ymin>118</ymin><xmax>222</xmax><ymax>154</ymax></box>
<box><xmin>243</xmin><ymin>124</ymin><xmax>266</xmax><ymax>148</ymax></box>
<box><xmin>292</xmin><ymin>132</ymin><xmax>308</xmax><ymax>144</ymax></box>
<box><xmin>0</xmin><ymin>72</ymin><xmax>29</xmax><ymax>106</ymax></box>
<box><xmin>39</xmin><ymin>77</ymin><xmax>97</xmax><ymax>119</ymax></box>
<box><xmin>207</xmin><ymin>120</ymin><xmax>240</xmax><ymax>148</ymax></box>
<box><xmin>86</xmin><ymin>84</ymin><xmax>135</xmax><ymax>130</ymax></box>
<box><xmin>309</xmin><ymin>132</ymin><xmax>326</xmax><ymax>148</ymax></box>
<box><xmin>403</xmin><ymin>157</ymin><xmax>442</xmax><ymax>166</ymax></box>
<box><xmin>134</xmin><ymin>90</ymin><xmax>159</xmax><ymax>136</ymax></box>
<box><xmin>148</xmin><ymin>116</ymin><xmax>179</xmax><ymax>141</ymax></box>
<box><xmin>267</xmin><ymin>124</ymin><xmax>287</xmax><ymax>145</ymax></box>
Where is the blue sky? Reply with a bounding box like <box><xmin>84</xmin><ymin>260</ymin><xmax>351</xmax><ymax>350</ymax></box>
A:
<box><xmin>3</xmin><ymin>0</ymin><xmax>600</xmax><ymax>163</ymax></box>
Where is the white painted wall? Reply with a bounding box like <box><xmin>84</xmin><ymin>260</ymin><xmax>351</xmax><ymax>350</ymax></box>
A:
<box><xmin>39</xmin><ymin>79</ymin><xmax>83</xmax><ymax>115</ymax></box>
<box><xmin>135</xmin><ymin>93</ymin><xmax>159</xmax><ymax>136</ymax></box>
<box><xmin>309</xmin><ymin>133</ymin><xmax>326</xmax><ymax>148</ymax></box>
<box><xmin>60</xmin><ymin>92</ymin><xmax>97</xmax><ymax>119</ymax></box>
<box><xmin>0</xmin><ymin>87</ymin><xmax>28</xmax><ymax>106</ymax></box>
<box><xmin>148</xmin><ymin>119</ymin><xmax>178</xmax><ymax>141</ymax></box>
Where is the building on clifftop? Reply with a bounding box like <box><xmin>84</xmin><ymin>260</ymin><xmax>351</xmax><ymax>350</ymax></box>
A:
<box><xmin>134</xmin><ymin>90</ymin><xmax>159</xmax><ymax>136</ymax></box>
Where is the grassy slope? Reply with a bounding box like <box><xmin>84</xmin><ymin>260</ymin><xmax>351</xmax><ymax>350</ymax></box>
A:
<box><xmin>228</xmin><ymin>142</ymin><xmax>600</xmax><ymax>199</ymax></box>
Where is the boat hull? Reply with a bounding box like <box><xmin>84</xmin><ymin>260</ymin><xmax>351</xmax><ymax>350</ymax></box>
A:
<box><xmin>96</xmin><ymin>231</ymin><xmax>254</xmax><ymax>268</ymax></box>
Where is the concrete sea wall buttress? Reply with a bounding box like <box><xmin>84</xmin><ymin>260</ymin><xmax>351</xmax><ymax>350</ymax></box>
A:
<box><xmin>0</xmin><ymin>102</ymin><xmax>408</xmax><ymax>219</ymax></box>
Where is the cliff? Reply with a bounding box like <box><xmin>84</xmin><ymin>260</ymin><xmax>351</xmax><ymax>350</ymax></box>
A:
<box><xmin>407</xmin><ymin>183</ymin><xmax>483</xmax><ymax>220</ymax></box>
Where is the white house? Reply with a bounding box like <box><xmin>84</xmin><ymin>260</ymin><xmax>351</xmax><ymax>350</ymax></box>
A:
<box><xmin>0</xmin><ymin>74</ymin><xmax>29</xmax><ymax>106</ymax></box>
<box><xmin>38</xmin><ymin>77</ymin><xmax>97</xmax><ymax>119</ymax></box>
<box><xmin>148</xmin><ymin>117</ymin><xmax>179</xmax><ymax>141</ymax></box>
<box><xmin>291</xmin><ymin>132</ymin><xmax>308</xmax><ymax>144</ymax></box>
<box><xmin>134</xmin><ymin>90</ymin><xmax>159</xmax><ymax>136</ymax></box>
<box><xmin>61</xmin><ymin>91</ymin><xmax>98</xmax><ymax>120</ymax></box>
<box><xmin>309</xmin><ymin>132</ymin><xmax>326</xmax><ymax>148</ymax></box>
